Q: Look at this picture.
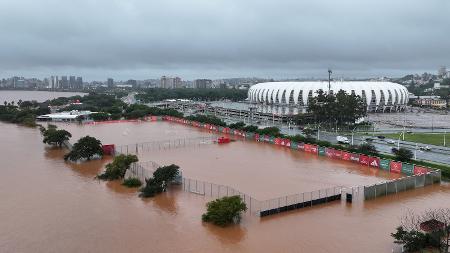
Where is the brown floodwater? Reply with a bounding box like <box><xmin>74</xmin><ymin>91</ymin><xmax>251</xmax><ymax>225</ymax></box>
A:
<box><xmin>0</xmin><ymin>90</ymin><xmax>86</xmax><ymax>103</ymax></box>
<box><xmin>1</xmin><ymin>121</ymin><xmax>450</xmax><ymax>253</ymax></box>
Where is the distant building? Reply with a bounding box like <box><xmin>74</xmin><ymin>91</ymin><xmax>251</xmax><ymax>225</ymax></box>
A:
<box><xmin>69</xmin><ymin>76</ymin><xmax>76</xmax><ymax>89</ymax></box>
<box><xmin>160</xmin><ymin>76</ymin><xmax>182</xmax><ymax>89</ymax></box>
<box><xmin>438</xmin><ymin>66</ymin><xmax>447</xmax><ymax>78</ymax></box>
<box><xmin>194</xmin><ymin>79</ymin><xmax>212</xmax><ymax>89</ymax></box>
<box><xmin>415</xmin><ymin>98</ymin><xmax>447</xmax><ymax>109</ymax></box>
<box><xmin>107</xmin><ymin>78</ymin><xmax>114</xmax><ymax>88</ymax></box>
<box><xmin>126</xmin><ymin>79</ymin><xmax>137</xmax><ymax>87</ymax></box>
<box><xmin>76</xmin><ymin>77</ymin><xmax>83</xmax><ymax>89</ymax></box>
<box><xmin>61</xmin><ymin>76</ymin><xmax>69</xmax><ymax>89</ymax></box>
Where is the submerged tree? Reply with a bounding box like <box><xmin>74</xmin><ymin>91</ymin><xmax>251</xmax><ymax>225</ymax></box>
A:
<box><xmin>392</xmin><ymin>209</ymin><xmax>450</xmax><ymax>252</ymax></box>
<box><xmin>64</xmin><ymin>136</ymin><xmax>103</xmax><ymax>162</ymax></box>
<box><xmin>202</xmin><ymin>195</ymin><xmax>247</xmax><ymax>227</ymax></box>
<box><xmin>140</xmin><ymin>164</ymin><xmax>180</xmax><ymax>198</ymax></box>
<box><xmin>97</xmin><ymin>154</ymin><xmax>138</xmax><ymax>180</ymax></box>
<box><xmin>41</xmin><ymin>124</ymin><xmax>72</xmax><ymax>147</ymax></box>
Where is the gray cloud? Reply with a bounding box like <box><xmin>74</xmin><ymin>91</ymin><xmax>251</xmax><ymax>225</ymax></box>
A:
<box><xmin>0</xmin><ymin>0</ymin><xmax>449</xmax><ymax>80</ymax></box>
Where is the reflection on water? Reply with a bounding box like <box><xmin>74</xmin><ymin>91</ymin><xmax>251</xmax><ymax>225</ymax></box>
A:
<box><xmin>1</xmin><ymin>121</ymin><xmax>449</xmax><ymax>253</ymax></box>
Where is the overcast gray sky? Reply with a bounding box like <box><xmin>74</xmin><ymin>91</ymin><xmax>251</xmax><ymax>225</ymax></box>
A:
<box><xmin>0</xmin><ymin>0</ymin><xmax>449</xmax><ymax>81</ymax></box>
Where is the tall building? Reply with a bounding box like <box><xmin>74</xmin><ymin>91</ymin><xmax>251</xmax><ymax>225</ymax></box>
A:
<box><xmin>69</xmin><ymin>76</ymin><xmax>76</xmax><ymax>89</ymax></box>
<box><xmin>50</xmin><ymin>76</ymin><xmax>59</xmax><ymax>89</ymax></box>
<box><xmin>107</xmin><ymin>78</ymin><xmax>114</xmax><ymax>88</ymax></box>
<box><xmin>61</xmin><ymin>76</ymin><xmax>69</xmax><ymax>89</ymax></box>
<box><xmin>76</xmin><ymin>77</ymin><xmax>83</xmax><ymax>89</ymax></box>
<box><xmin>160</xmin><ymin>76</ymin><xmax>182</xmax><ymax>89</ymax></box>
<box><xmin>194</xmin><ymin>79</ymin><xmax>212</xmax><ymax>89</ymax></box>
<box><xmin>438</xmin><ymin>66</ymin><xmax>447</xmax><ymax>78</ymax></box>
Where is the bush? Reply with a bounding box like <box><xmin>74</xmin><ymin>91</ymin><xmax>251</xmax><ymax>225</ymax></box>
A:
<box><xmin>392</xmin><ymin>147</ymin><xmax>413</xmax><ymax>162</ymax></box>
<box><xmin>122</xmin><ymin>177</ymin><xmax>142</xmax><ymax>188</ymax></box>
<box><xmin>202</xmin><ymin>195</ymin><xmax>247</xmax><ymax>226</ymax></box>
<box><xmin>97</xmin><ymin>154</ymin><xmax>138</xmax><ymax>180</ymax></box>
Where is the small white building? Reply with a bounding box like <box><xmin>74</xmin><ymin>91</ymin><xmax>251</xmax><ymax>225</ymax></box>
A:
<box><xmin>36</xmin><ymin>110</ymin><xmax>95</xmax><ymax>122</ymax></box>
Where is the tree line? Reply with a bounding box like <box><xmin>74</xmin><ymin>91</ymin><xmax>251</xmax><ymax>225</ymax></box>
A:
<box><xmin>135</xmin><ymin>88</ymin><xmax>248</xmax><ymax>103</ymax></box>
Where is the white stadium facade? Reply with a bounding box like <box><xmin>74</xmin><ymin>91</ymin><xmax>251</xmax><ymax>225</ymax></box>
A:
<box><xmin>248</xmin><ymin>81</ymin><xmax>409</xmax><ymax>112</ymax></box>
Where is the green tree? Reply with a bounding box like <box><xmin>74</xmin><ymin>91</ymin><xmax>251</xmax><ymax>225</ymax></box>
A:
<box><xmin>97</xmin><ymin>154</ymin><xmax>138</xmax><ymax>180</ymax></box>
<box><xmin>41</xmin><ymin>125</ymin><xmax>72</xmax><ymax>147</ymax></box>
<box><xmin>307</xmin><ymin>89</ymin><xmax>367</xmax><ymax>127</ymax></box>
<box><xmin>357</xmin><ymin>143</ymin><xmax>378</xmax><ymax>155</ymax></box>
<box><xmin>392</xmin><ymin>147</ymin><xmax>414</xmax><ymax>162</ymax></box>
<box><xmin>64</xmin><ymin>136</ymin><xmax>103</xmax><ymax>161</ymax></box>
<box><xmin>140</xmin><ymin>164</ymin><xmax>180</xmax><ymax>198</ymax></box>
<box><xmin>202</xmin><ymin>195</ymin><xmax>247</xmax><ymax>227</ymax></box>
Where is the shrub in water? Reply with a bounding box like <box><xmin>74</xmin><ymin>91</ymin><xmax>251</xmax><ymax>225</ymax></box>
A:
<box><xmin>202</xmin><ymin>195</ymin><xmax>247</xmax><ymax>227</ymax></box>
<box><xmin>122</xmin><ymin>177</ymin><xmax>142</xmax><ymax>188</ymax></box>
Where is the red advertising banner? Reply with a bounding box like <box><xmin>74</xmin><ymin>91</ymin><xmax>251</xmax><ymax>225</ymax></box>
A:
<box><xmin>254</xmin><ymin>133</ymin><xmax>260</xmax><ymax>141</ymax></box>
<box><xmin>274</xmin><ymin>138</ymin><xmax>281</xmax><ymax>145</ymax></box>
<box><xmin>341</xmin><ymin>151</ymin><xmax>351</xmax><ymax>161</ymax></box>
<box><xmin>282</xmin><ymin>139</ymin><xmax>291</xmax><ymax>147</ymax></box>
<box><xmin>264</xmin><ymin>135</ymin><xmax>270</xmax><ymax>142</ymax></box>
<box><xmin>368</xmin><ymin>156</ymin><xmax>380</xmax><ymax>168</ymax></box>
<box><xmin>305</xmin><ymin>144</ymin><xmax>318</xmax><ymax>154</ymax></box>
<box><xmin>223</xmin><ymin>127</ymin><xmax>230</xmax><ymax>134</ymax></box>
<box><xmin>350</xmin><ymin>153</ymin><xmax>360</xmax><ymax>163</ymax></box>
<box><xmin>334</xmin><ymin>149</ymin><xmax>342</xmax><ymax>159</ymax></box>
<box><xmin>413</xmin><ymin>165</ymin><xmax>428</xmax><ymax>175</ymax></box>
<box><xmin>298</xmin><ymin>142</ymin><xmax>305</xmax><ymax>150</ymax></box>
<box><xmin>325</xmin><ymin>148</ymin><xmax>334</xmax><ymax>158</ymax></box>
<box><xmin>359</xmin><ymin>155</ymin><xmax>369</xmax><ymax>166</ymax></box>
<box><xmin>390</xmin><ymin>161</ymin><xmax>402</xmax><ymax>174</ymax></box>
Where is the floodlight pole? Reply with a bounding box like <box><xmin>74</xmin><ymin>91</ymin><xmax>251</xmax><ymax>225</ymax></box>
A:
<box><xmin>328</xmin><ymin>69</ymin><xmax>332</xmax><ymax>93</ymax></box>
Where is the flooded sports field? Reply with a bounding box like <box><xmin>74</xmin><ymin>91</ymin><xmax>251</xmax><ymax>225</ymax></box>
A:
<box><xmin>1</xmin><ymin>121</ymin><xmax>450</xmax><ymax>253</ymax></box>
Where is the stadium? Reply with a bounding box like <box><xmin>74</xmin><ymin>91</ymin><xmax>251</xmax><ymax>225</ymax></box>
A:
<box><xmin>248</xmin><ymin>81</ymin><xmax>409</xmax><ymax>112</ymax></box>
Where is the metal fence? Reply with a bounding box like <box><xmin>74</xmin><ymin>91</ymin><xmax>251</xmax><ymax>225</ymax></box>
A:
<box><xmin>259</xmin><ymin>186</ymin><xmax>343</xmax><ymax>216</ymax></box>
<box><xmin>181</xmin><ymin>177</ymin><xmax>261</xmax><ymax>215</ymax></box>
<box><xmin>364</xmin><ymin>170</ymin><xmax>442</xmax><ymax>200</ymax></box>
<box><xmin>115</xmin><ymin>136</ymin><xmax>217</xmax><ymax>155</ymax></box>
<box><xmin>125</xmin><ymin>160</ymin><xmax>161</xmax><ymax>182</ymax></box>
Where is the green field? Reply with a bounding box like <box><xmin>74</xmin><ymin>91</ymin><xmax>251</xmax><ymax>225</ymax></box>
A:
<box><xmin>383</xmin><ymin>132</ymin><xmax>449</xmax><ymax>147</ymax></box>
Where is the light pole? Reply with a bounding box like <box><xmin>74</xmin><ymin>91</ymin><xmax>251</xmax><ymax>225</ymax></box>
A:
<box><xmin>444</xmin><ymin>131</ymin><xmax>447</xmax><ymax>147</ymax></box>
<box><xmin>351</xmin><ymin>126</ymin><xmax>357</xmax><ymax>146</ymax></box>
<box><xmin>328</xmin><ymin>69</ymin><xmax>332</xmax><ymax>93</ymax></box>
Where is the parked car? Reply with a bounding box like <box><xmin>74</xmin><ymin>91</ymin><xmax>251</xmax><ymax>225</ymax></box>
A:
<box><xmin>419</xmin><ymin>146</ymin><xmax>431</xmax><ymax>151</ymax></box>
<box><xmin>386</xmin><ymin>139</ymin><xmax>396</xmax><ymax>144</ymax></box>
<box><xmin>337</xmin><ymin>136</ymin><xmax>350</xmax><ymax>144</ymax></box>
<box><xmin>365</xmin><ymin>138</ymin><xmax>374</xmax><ymax>142</ymax></box>
<box><xmin>377</xmin><ymin>135</ymin><xmax>386</xmax><ymax>139</ymax></box>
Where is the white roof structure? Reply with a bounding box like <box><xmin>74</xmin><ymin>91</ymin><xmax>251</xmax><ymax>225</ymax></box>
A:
<box><xmin>248</xmin><ymin>81</ymin><xmax>409</xmax><ymax>112</ymax></box>
<box><xmin>37</xmin><ymin>110</ymin><xmax>94</xmax><ymax>121</ymax></box>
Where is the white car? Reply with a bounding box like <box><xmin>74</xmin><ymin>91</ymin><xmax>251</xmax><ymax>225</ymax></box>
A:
<box><xmin>386</xmin><ymin>140</ymin><xmax>396</xmax><ymax>144</ymax></box>
<box><xmin>419</xmin><ymin>146</ymin><xmax>431</xmax><ymax>151</ymax></box>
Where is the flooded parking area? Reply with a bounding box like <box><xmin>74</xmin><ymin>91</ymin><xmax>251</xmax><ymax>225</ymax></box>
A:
<box><xmin>1</xmin><ymin>121</ymin><xmax>449</xmax><ymax>253</ymax></box>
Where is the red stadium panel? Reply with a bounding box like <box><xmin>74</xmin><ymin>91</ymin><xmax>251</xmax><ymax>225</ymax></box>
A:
<box><xmin>414</xmin><ymin>165</ymin><xmax>428</xmax><ymax>175</ymax></box>
<box><xmin>341</xmin><ymin>151</ymin><xmax>351</xmax><ymax>161</ymax></box>
<box><xmin>390</xmin><ymin>161</ymin><xmax>402</xmax><ymax>174</ymax></box>
<box><xmin>359</xmin><ymin>155</ymin><xmax>369</xmax><ymax>166</ymax></box>
<box><xmin>368</xmin><ymin>156</ymin><xmax>380</xmax><ymax>168</ymax></box>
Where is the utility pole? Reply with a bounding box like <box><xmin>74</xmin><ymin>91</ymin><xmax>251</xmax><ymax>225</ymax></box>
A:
<box><xmin>328</xmin><ymin>69</ymin><xmax>332</xmax><ymax>93</ymax></box>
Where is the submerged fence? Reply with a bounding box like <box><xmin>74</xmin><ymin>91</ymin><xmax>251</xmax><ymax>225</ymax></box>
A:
<box><xmin>259</xmin><ymin>186</ymin><xmax>343</xmax><ymax>217</ymax></box>
<box><xmin>364</xmin><ymin>170</ymin><xmax>441</xmax><ymax>200</ymax></box>
<box><xmin>181</xmin><ymin>177</ymin><xmax>261</xmax><ymax>215</ymax></box>
<box><xmin>125</xmin><ymin>160</ymin><xmax>161</xmax><ymax>182</ymax></box>
<box><xmin>115</xmin><ymin>136</ymin><xmax>217</xmax><ymax>155</ymax></box>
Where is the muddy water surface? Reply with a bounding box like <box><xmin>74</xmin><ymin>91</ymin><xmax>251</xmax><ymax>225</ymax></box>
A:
<box><xmin>1</xmin><ymin>121</ymin><xmax>450</xmax><ymax>253</ymax></box>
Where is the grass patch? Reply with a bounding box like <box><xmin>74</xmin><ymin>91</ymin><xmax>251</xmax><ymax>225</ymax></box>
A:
<box><xmin>122</xmin><ymin>177</ymin><xmax>142</xmax><ymax>188</ymax></box>
<box><xmin>383</xmin><ymin>132</ymin><xmax>450</xmax><ymax>147</ymax></box>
